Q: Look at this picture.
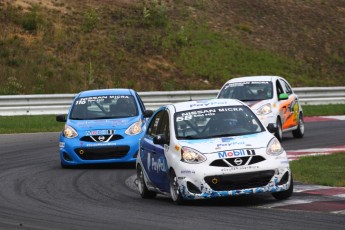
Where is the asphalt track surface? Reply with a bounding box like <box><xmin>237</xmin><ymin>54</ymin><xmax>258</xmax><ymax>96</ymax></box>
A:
<box><xmin>0</xmin><ymin>120</ymin><xmax>344</xmax><ymax>230</ymax></box>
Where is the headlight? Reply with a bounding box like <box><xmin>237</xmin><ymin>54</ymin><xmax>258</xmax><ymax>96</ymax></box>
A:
<box><xmin>63</xmin><ymin>125</ymin><xmax>78</xmax><ymax>138</ymax></box>
<box><xmin>181</xmin><ymin>147</ymin><xmax>206</xmax><ymax>164</ymax></box>
<box><xmin>125</xmin><ymin>121</ymin><xmax>142</xmax><ymax>135</ymax></box>
<box><xmin>266</xmin><ymin>138</ymin><xmax>284</xmax><ymax>156</ymax></box>
<box><xmin>257</xmin><ymin>103</ymin><xmax>272</xmax><ymax>115</ymax></box>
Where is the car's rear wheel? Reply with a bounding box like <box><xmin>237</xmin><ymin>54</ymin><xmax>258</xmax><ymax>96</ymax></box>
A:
<box><xmin>169</xmin><ymin>170</ymin><xmax>184</xmax><ymax>205</ymax></box>
<box><xmin>272</xmin><ymin>175</ymin><xmax>294</xmax><ymax>200</ymax></box>
<box><xmin>275</xmin><ymin>118</ymin><xmax>283</xmax><ymax>141</ymax></box>
<box><xmin>292</xmin><ymin>114</ymin><xmax>305</xmax><ymax>138</ymax></box>
<box><xmin>137</xmin><ymin>165</ymin><xmax>156</xmax><ymax>199</ymax></box>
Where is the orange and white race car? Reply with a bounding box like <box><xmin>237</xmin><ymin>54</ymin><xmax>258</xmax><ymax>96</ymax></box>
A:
<box><xmin>217</xmin><ymin>76</ymin><xmax>304</xmax><ymax>141</ymax></box>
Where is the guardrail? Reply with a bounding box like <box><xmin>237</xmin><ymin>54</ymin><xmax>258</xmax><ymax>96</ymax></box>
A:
<box><xmin>0</xmin><ymin>87</ymin><xmax>344</xmax><ymax>116</ymax></box>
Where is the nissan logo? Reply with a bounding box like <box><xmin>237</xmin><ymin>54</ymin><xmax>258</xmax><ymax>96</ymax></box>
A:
<box><xmin>98</xmin><ymin>136</ymin><xmax>105</xmax><ymax>142</ymax></box>
<box><xmin>234</xmin><ymin>158</ymin><xmax>243</xmax><ymax>165</ymax></box>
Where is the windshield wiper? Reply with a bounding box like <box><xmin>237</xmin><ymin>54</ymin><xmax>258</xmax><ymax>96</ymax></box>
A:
<box><xmin>178</xmin><ymin>135</ymin><xmax>206</xmax><ymax>140</ymax></box>
<box><xmin>70</xmin><ymin>117</ymin><xmax>85</xmax><ymax>120</ymax></box>
<box><xmin>208</xmin><ymin>133</ymin><xmax>244</xmax><ymax>138</ymax></box>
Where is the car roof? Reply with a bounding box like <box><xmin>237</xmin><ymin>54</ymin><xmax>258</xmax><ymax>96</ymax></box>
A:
<box><xmin>224</xmin><ymin>76</ymin><xmax>283</xmax><ymax>84</ymax></box>
<box><xmin>169</xmin><ymin>99</ymin><xmax>245</xmax><ymax>113</ymax></box>
<box><xmin>77</xmin><ymin>88</ymin><xmax>134</xmax><ymax>97</ymax></box>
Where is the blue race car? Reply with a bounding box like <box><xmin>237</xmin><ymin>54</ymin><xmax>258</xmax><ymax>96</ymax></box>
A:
<box><xmin>56</xmin><ymin>89</ymin><xmax>153</xmax><ymax>168</ymax></box>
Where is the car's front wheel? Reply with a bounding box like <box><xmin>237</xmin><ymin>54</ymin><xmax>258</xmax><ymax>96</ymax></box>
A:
<box><xmin>272</xmin><ymin>175</ymin><xmax>294</xmax><ymax>200</ymax></box>
<box><xmin>169</xmin><ymin>170</ymin><xmax>184</xmax><ymax>205</ymax></box>
<box><xmin>292</xmin><ymin>114</ymin><xmax>305</xmax><ymax>138</ymax></box>
<box><xmin>137</xmin><ymin>165</ymin><xmax>156</xmax><ymax>199</ymax></box>
<box><xmin>275</xmin><ymin>118</ymin><xmax>283</xmax><ymax>141</ymax></box>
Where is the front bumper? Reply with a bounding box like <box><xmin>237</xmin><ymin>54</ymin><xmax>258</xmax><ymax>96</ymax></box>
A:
<box><xmin>59</xmin><ymin>135</ymin><xmax>140</xmax><ymax>165</ymax></box>
<box><xmin>176</xmin><ymin>165</ymin><xmax>291</xmax><ymax>200</ymax></box>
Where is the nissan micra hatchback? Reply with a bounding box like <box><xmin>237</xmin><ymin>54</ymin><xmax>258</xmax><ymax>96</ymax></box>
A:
<box><xmin>136</xmin><ymin>99</ymin><xmax>293</xmax><ymax>204</ymax></box>
<box><xmin>56</xmin><ymin>89</ymin><xmax>153</xmax><ymax>168</ymax></box>
<box><xmin>217</xmin><ymin>76</ymin><xmax>304</xmax><ymax>141</ymax></box>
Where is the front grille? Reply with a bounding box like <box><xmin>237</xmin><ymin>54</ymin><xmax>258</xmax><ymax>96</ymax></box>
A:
<box><xmin>210</xmin><ymin>155</ymin><xmax>265</xmax><ymax>167</ymax></box>
<box><xmin>80</xmin><ymin>135</ymin><xmax>123</xmax><ymax>142</ymax></box>
<box><xmin>75</xmin><ymin>146</ymin><xmax>129</xmax><ymax>160</ymax></box>
<box><xmin>204</xmin><ymin>170</ymin><xmax>275</xmax><ymax>191</ymax></box>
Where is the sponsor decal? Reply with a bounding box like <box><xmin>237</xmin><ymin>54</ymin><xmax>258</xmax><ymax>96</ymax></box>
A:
<box><xmin>181</xmin><ymin>170</ymin><xmax>196</xmax><ymax>174</ymax></box>
<box><xmin>221</xmin><ymin>137</ymin><xmax>234</xmax><ymax>142</ymax></box>
<box><xmin>164</xmin><ymin>144</ymin><xmax>169</xmax><ymax>152</ymax></box>
<box><xmin>189</xmin><ymin>100</ymin><xmax>228</xmax><ymax>108</ymax></box>
<box><xmin>218</xmin><ymin>149</ymin><xmax>255</xmax><ymax>158</ymax></box>
<box><xmin>86</xmin><ymin>130</ymin><xmax>115</xmax><ymax>136</ymax></box>
<box><xmin>216</xmin><ymin>141</ymin><xmax>245</xmax><ymax>148</ymax></box>
<box><xmin>59</xmin><ymin>142</ymin><xmax>65</xmax><ymax>148</ymax></box>
<box><xmin>221</xmin><ymin>165</ymin><xmax>259</xmax><ymax>172</ymax></box>
<box><xmin>77</xmin><ymin>95</ymin><xmax>129</xmax><ymax>104</ymax></box>
<box><xmin>112</xmin><ymin>120</ymin><xmax>128</xmax><ymax>126</ymax></box>
<box><xmin>86</xmin><ymin>142</ymin><xmax>116</xmax><ymax>147</ymax></box>
<box><xmin>147</xmin><ymin>152</ymin><xmax>167</xmax><ymax>173</ymax></box>
<box><xmin>151</xmin><ymin>157</ymin><xmax>167</xmax><ymax>173</ymax></box>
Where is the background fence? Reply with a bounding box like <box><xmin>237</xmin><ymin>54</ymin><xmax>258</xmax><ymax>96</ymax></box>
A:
<box><xmin>0</xmin><ymin>87</ymin><xmax>344</xmax><ymax>116</ymax></box>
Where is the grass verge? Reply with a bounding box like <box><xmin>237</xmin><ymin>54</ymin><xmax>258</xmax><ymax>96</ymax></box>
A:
<box><xmin>0</xmin><ymin>115</ymin><xmax>63</xmax><ymax>134</ymax></box>
<box><xmin>290</xmin><ymin>152</ymin><xmax>345</xmax><ymax>187</ymax></box>
<box><xmin>302</xmin><ymin>104</ymin><xmax>345</xmax><ymax>116</ymax></box>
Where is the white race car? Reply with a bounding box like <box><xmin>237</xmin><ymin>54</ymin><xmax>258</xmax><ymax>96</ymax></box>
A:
<box><xmin>217</xmin><ymin>76</ymin><xmax>304</xmax><ymax>141</ymax></box>
<box><xmin>136</xmin><ymin>99</ymin><xmax>293</xmax><ymax>204</ymax></box>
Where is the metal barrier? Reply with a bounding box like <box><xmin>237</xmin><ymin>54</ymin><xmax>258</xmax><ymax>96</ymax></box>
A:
<box><xmin>0</xmin><ymin>87</ymin><xmax>344</xmax><ymax>116</ymax></box>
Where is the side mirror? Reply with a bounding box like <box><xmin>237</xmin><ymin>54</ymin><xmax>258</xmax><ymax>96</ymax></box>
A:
<box><xmin>153</xmin><ymin>134</ymin><xmax>169</xmax><ymax>145</ymax></box>
<box><xmin>144</xmin><ymin>110</ymin><xmax>153</xmax><ymax>118</ymax></box>
<box><xmin>278</xmin><ymin>93</ymin><xmax>289</xmax><ymax>100</ymax></box>
<box><xmin>56</xmin><ymin>114</ymin><xmax>67</xmax><ymax>122</ymax></box>
<box><xmin>267</xmin><ymin>123</ymin><xmax>277</xmax><ymax>133</ymax></box>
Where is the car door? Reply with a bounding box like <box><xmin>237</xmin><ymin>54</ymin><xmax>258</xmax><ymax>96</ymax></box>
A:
<box><xmin>140</xmin><ymin>109</ymin><xmax>169</xmax><ymax>192</ymax></box>
<box><xmin>277</xmin><ymin>79</ymin><xmax>299</xmax><ymax>129</ymax></box>
<box><xmin>280</xmin><ymin>79</ymin><xmax>299</xmax><ymax>129</ymax></box>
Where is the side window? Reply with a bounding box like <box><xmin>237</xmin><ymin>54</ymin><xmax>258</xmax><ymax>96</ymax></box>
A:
<box><xmin>135</xmin><ymin>92</ymin><xmax>146</xmax><ymax>112</ymax></box>
<box><xmin>276</xmin><ymin>80</ymin><xmax>284</xmax><ymax>96</ymax></box>
<box><xmin>158</xmin><ymin>111</ymin><xmax>170</xmax><ymax>142</ymax></box>
<box><xmin>147</xmin><ymin>111</ymin><xmax>164</xmax><ymax>137</ymax></box>
<box><xmin>281</xmin><ymin>80</ymin><xmax>293</xmax><ymax>95</ymax></box>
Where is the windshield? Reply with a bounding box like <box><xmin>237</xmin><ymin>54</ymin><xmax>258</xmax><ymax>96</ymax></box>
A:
<box><xmin>174</xmin><ymin>106</ymin><xmax>264</xmax><ymax>139</ymax></box>
<box><xmin>218</xmin><ymin>81</ymin><xmax>273</xmax><ymax>101</ymax></box>
<box><xmin>69</xmin><ymin>95</ymin><xmax>138</xmax><ymax>120</ymax></box>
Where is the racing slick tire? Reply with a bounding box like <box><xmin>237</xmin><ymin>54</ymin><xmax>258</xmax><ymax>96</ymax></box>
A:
<box><xmin>292</xmin><ymin>114</ymin><xmax>305</xmax><ymax>138</ymax></box>
<box><xmin>275</xmin><ymin>118</ymin><xmax>283</xmax><ymax>141</ymax></box>
<box><xmin>169</xmin><ymin>169</ymin><xmax>185</xmax><ymax>205</ymax></box>
<box><xmin>272</xmin><ymin>175</ymin><xmax>294</xmax><ymax>200</ymax></box>
<box><xmin>137</xmin><ymin>165</ymin><xmax>157</xmax><ymax>199</ymax></box>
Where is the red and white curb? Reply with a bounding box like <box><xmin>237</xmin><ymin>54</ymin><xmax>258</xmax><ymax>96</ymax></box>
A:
<box><xmin>287</xmin><ymin>146</ymin><xmax>345</xmax><ymax>161</ymax></box>
<box><xmin>260</xmin><ymin>185</ymin><xmax>345</xmax><ymax>214</ymax></box>
<box><xmin>304</xmin><ymin>115</ymin><xmax>345</xmax><ymax>122</ymax></box>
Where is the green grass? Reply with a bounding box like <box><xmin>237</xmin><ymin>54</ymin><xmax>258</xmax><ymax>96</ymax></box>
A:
<box><xmin>290</xmin><ymin>153</ymin><xmax>345</xmax><ymax>187</ymax></box>
<box><xmin>302</xmin><ymin>104</ymin><xmax>345</xmax><ymax>116</ymax></box>
<box><xmin>0</xmin><ymin>115</ymin><xmax>64</xmax><ymax>134</ymax></box>
<box><xmin>1</xmin><ymin>2</ymin><xmax>344</xmax><ymax>94</ymax></box>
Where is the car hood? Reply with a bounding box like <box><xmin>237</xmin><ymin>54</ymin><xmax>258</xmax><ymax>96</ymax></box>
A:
<box><xmin>178</xmin><ymin>132</ymin><xmax>275</xmax><ymax>153</ymax></box>
<box><xmin>67</xmin><ymin>116</ymin><xmax>139</xmax><ymax>131</ymax></box>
